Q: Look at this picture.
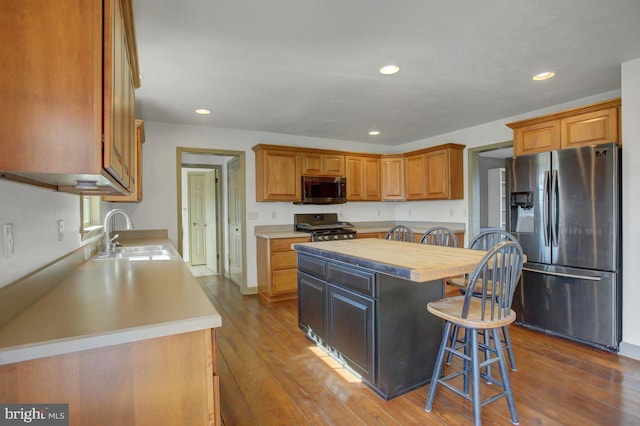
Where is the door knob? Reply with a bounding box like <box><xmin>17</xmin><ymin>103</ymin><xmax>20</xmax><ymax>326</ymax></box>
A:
<box><xmin>192</xmin><ymin>222</ymin><xmax>196</xmax><ymax>226</ymax></box>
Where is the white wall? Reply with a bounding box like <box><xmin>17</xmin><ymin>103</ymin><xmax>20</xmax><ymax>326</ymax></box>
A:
<box><xmin>0</xmin><ymin>180</ymin><xmax>83</xmax><ymax>287</ymax></box>
<box><xmin>621</xmin><ymin>57</ymin><xmax>640</xmax><ymax>354</ymax></box>
<box><xmin>126</xmin><ymin>123</ymin><xmax>393</xmax><ymax>291</ymax></box>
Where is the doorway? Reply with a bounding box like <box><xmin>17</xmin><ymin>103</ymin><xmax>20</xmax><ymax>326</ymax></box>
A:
<box><xmin>176</xmin><ymin>147</ymin><xmax>249</xmax><ymax>294</ymax></box>
<box><xmin>467</xmin><ymin>141</ymin><xmax>513</xmax><ymax>240</ymax></box>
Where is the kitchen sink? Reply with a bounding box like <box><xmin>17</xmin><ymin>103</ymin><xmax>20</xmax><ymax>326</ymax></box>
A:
<box><xmin>93</xmin><ymin>244</ymin><xmax>177</xmax><ymax>261</ymax></box>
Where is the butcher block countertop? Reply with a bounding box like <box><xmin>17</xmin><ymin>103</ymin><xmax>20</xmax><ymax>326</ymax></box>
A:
<box><xmin>293</xmin><ymin>238</ymin><xmax>486</xmax><ymax>282</ymax></box>
<box><xmin>0</xmin><ymin>230</ymin><xmax>221</xmax><ymax>366</ymax></box>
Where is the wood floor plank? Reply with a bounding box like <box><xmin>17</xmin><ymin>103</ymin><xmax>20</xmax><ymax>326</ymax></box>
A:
<box><xmin>200</xmin><ymin>275</ymin><xmax>640</xmax><ymax>425</ymax></box>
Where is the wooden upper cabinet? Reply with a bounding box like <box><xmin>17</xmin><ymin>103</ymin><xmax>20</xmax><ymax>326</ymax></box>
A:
<box><xmin>0</xmin><ymin>0</ymin><xmax>140</xmax><ymax>195</ymax></box>
<box><xmin>561</xmin><ymin>107</ymin><xmax>618</xmax><ymax>149</ymax></box>
<box><xmin>381</xmin><ymin>155</ymin><xmax>406</xmax><ymax>201</ymax></box>
<box><xmin>253</xmin><ymin>146</ymin><xmax>301</xmax><ymax>201</ymax></box>
<box><xmin>425</xmin><ymin>149</ymin><xmax>452</xmax><ymax>199</ymax></box>
<box><xmin>346</xmin><ymin>155</ymin><xmax>381</xmax><ymax>201</ymax></box>
<box><xmin>508</xmin><ymin>98</ymin><xmax>620</xmax><ymax>156</ymax></box>
<box><xmin>512</xmin><ymin>120</ymin><xmax>561</xmax><ymax>156</ymax></box>
<box><xmin>405</xmin><ymin>153</ymin><xmax>427</xmax><ymax>200</ymax></box>
<box><xmin>103</xmin><ymin>120</ymin><xmax>145</xmax><ymax>202</ymax></box>
<box><xmin>403</xmin><ymin>144</ymin><xmax>464</xmax><ymax>200</ymax></box>
<box><xmin>302</xmin><ymin>152</ymin><xmax>345</xmax><ymax>176</ymax></box>
<box><xmin>252</xmin><ymin>143</ymin><xmax>464</xmax><ymax>203</ymax></box>
<box><xmin>103</xmin><ymin>0</ymin><xmax>136</xmax><ymax>190</ymax></box>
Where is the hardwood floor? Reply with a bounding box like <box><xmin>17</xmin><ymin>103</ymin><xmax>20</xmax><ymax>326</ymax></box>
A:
<box><xmin>199</xmin><ymin>275</ymin><xmax>640</xmax><ymax>425</ymax></box>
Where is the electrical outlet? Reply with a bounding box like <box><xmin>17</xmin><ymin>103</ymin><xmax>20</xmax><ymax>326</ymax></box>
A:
<box><xmin>4</xmin><ymin>223</ymin><xmax>15</xmax><ymax>257</ymax></box>
<box><xmin>58</xmin><ymin>219</ymin><xmax>65</xmax><ymax>241</ymax></box>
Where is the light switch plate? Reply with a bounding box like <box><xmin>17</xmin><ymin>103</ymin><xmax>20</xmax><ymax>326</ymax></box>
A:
<box><xmin>58</xmin><ymin>219</ymin><xmax>64</xmax><ymax>241</ymax></box>
<box><xmin>4</xmin><ymin>223</ymin><xmax>15</xmax><ymax>257</ymax></box>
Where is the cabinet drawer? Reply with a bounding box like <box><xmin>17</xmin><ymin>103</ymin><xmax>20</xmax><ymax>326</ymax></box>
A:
<box><xmin>271</xmin><ymin>237</ymin><xmax>310</xmax><ymax>252</ymax></box>
<box><xmin>298</xmin><ymin>253</ymin><xmax>327</xmax><ymax>280</ymax></box>
<box><xmin>328</xmin><ymin>262</ymin><xmax>376</xmax><ymax>297</ymax></box>
<box><xmin>272</xmin><ymin>269</ymin><xmax>298</xmax><ymax>294</ymax></box>
<box><xmin>272</xmin><ymin>251</ymin><xmax>297</xmax><ymax>270</ymax></box>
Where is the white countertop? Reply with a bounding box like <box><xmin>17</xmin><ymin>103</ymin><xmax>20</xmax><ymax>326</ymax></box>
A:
<box><xmin>254</xmin><ymin>221</ymin><xmax>465</xmax><ymax>239</ymax></box>
<box><xmin>0</xmin><ymin>236</ymin><xmax>221</xmax><ymax>365</ymax></box>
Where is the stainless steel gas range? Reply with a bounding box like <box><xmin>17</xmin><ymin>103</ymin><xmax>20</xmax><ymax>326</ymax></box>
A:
<box><xmin>294</xmin><ymin>213</ymin><xmax>356</xmax><ymax>242</ymax></box>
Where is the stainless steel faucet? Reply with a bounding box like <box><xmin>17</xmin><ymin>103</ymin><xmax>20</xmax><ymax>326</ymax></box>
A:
<box><xmin>103</xmin><ymin>209</ymin><xmax>134</xmax><ymax>252</ymax></box>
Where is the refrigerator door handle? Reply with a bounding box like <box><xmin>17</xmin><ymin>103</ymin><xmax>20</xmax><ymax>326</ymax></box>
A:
<box><xmin>522</xmin><ymin>267</ymin><xmax>602</xmax><ymax>281</ymax></box>
<box><xmin>543</xmin><ymin>170</ymin><xmax>550</xmax><ymax>247</ymax></box>
<box><xmin>551</xmin><ymin>169</ymin><xmax>559</xmax><ymax>247</ymax></box>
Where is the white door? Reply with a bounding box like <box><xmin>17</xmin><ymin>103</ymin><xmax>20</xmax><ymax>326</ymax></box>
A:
<box><xmin>188</xmin><ymin>172</ymin><xmax>207</xmax><ymax>266</ymax></box>
<box><xmin>227</xmin><ymin>158</ymin><xmax>243</xmax><ymax>286</ymax></box>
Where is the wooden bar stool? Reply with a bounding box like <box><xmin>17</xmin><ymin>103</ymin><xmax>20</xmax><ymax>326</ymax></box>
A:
<box><xmin>425</xmin><ymin>241</ymin><xmax>524</xmax><ymax>425</ymax></box>
<box><xmin>419</xmin><ymin>226</ymin><xmax>459</xmax><ymax>247</ymax></box>
<box><xmin>384</xmin><ymin>225</ymin><xmax>414</xmax><ymax>242</ymax></box>
<box><xmin>446</xmin><ymin>229</ymin><xmax>519</xmax><ymax>370</ymax></box>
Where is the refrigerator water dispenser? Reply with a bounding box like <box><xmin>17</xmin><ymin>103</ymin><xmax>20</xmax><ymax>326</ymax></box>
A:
<box><xmin>510</xmin><ymin>191</ymin><xmax>534</xmax><ymax>233</ymax></box>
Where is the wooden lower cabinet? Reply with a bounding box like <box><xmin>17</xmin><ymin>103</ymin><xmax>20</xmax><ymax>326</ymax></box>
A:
<box><xmin>257</xmin><ymin>236</ymin><xmax>311</xmax><ymax>303</ymax></box>
<box><xmin>357</xmin><ymin>232</ymin><xmax>384</xmax><ymax>239</ymax></box>
<box><xmin>0</xmin><ymin>329</ymin><xmax>220</xmax><ymax>426</ymax></box>
<box><xmin>359</xmin><ymin>230</ymin><xmax>464</xmax><ymax>246</ymax></box>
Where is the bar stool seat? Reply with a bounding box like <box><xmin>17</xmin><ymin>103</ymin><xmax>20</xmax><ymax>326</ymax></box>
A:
<box><xmin>427</xmin><ymin>296</ymin><xmax>516</xmax><ymax>329</ymax></box>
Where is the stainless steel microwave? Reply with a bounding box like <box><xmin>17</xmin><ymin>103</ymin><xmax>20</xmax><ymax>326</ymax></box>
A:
<box><xmin>296</xmin><ymin>176</ymin><xmax>347</xmax><ymax>204</ymax></box>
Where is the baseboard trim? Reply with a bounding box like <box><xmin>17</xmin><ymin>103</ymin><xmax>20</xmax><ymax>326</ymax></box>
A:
<box><xmin>618</xmin><ymin>342</ymin><xmax>640</xmax><ymax>361</ymax></box>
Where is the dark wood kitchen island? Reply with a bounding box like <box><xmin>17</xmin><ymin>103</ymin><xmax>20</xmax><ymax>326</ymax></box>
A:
<box><xmin>293</xmin><ymin>238</ymin><xmax>486</xmax><ymax>400</ymax></box>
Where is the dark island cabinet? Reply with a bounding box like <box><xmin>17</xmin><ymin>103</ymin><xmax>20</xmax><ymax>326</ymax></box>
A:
<box><xmin>297</xmin><ymin>252</ymin><xmax>443</xmax><ymax>400</ymax></box>
<box><xmin>298</xmin><ymin>272</ymin><xmax>328</xmax><ymax>344</ymax></box>
<box><xmin>327</xmin><ymin>284</ymin><xmax>375</xmax><ymax>383</ymax></box>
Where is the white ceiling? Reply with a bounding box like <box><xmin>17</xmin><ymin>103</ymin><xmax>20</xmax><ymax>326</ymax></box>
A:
<box><xmin>133</xmin><ymin>0</ymin><xmax>640</xmax><ymax>146</ymax></box>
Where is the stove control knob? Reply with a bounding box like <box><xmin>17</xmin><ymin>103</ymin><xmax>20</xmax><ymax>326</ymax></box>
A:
<box><xmin>349</xmin><ymin>234</ymin><xmax>355</xmax><ymax>239</ymax></box>
<box><xmin>333</xmin><ymin>235</ymin><xmax>339</xmax><ymax>240</ymax></box>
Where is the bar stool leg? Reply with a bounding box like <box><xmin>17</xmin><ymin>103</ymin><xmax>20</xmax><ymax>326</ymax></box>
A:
<box><xmin>446</xmin><ymin>325</ymin><xmax>459</xmax><ymax>365</ymax></box>
<box><xmin>470</xmin><ymin>329</ymin><xmax>482</xmax><ymax>426</ymax></box>
<box><xmin>426</xmin><ymin>322</ymin><xmax>453</xmax><ymax>412</ymax></box>
<box><xmin>463</xmin><ymin>328</ymin><xmax>471</xmax><ymax>395</ymax></box>
<box><xmin>502</xmin><ymin>326</ymin><xmax>517</xmax><ymax>371</ymax></box>
<box><xmin>492</xmin><ymin>328</ymin><xmax>519</xmax><ymax>425</ymax></box>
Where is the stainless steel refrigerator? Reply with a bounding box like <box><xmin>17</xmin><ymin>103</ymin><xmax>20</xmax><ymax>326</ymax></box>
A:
<box><xmin>506</xmin><ymin>142</ymin><xmax>621</xmax><ymax>351</ymax></box>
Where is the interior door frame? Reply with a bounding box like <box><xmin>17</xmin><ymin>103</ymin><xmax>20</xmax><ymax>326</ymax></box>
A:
<box><xmin>176</xmin><ymin>147</ymin><xmax>250</xmax><ymax>295</ymax></box>
<box><xmin>466</xmin><ymin>140</ymin><xmax>513</xmax><ymax>243</ymax></box>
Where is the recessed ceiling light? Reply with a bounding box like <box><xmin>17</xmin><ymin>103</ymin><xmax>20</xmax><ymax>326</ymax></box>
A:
<box><xmin>379</xmin><ymin>65</ymin><xmax>400</xmax><ymax>75</ymax></box>
<box><xmin>368</xmin><ymin>131</ymin><xmax>380</xmax><ymax>136</ymax></box>
<box><xmin>195</xmin><ymin>109</ymin><xmax>211</xmax><ymax>115</ymax></box>
<box><xmin>533</xmin><ymin>71</ymin><xmax>555</xmax><ymax>81</ymax></box>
